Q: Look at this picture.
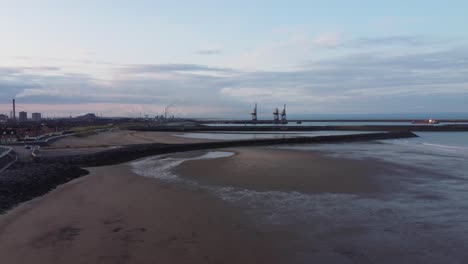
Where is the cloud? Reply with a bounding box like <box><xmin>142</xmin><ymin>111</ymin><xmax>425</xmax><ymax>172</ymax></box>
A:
<box><xmin>312</xmin><ymin>32</ymin><xmax>342</xmax><ymax>48</ymax></box>
<box><xmin>1</xmin><ymin>46</ymin><xmax>468</xmax><ymax>116</ymax></box>
<box><xmin>119</xmin><ymin>64</ymin><xmax>236</xmax><ymax>74</ymax></box>
<box><xmin>0</xmin><ymin>66</ymin><xmax>60</xmax><ymax>74</ymax></box>
<box><xmin>354</xmin><ymin>36</ymin><xmax>428</xmax><ymax>46</ymax></box>
<box><xmin>196</xmin><ymin>49</ymin><xmax>223</xmax><ymax>55</ymax></box>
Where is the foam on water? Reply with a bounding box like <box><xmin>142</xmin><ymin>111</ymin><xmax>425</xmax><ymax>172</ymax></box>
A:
<box><xmin>132</xmin><ymin>151</ymin><xmax>234</xmax><ymax>182</ymax></box>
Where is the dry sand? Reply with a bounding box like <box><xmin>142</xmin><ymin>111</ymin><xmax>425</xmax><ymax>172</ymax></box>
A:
<box><xmin>174</xmin><ymin>147</ymin><xmax>391</xmax><ymax>194</ymax></box>
<box><xmin>42</xmin><ymin>130</ymin><xmax>219</xmax><ymax>158</ymax></box>
<box><xmin>49</xmin><ymin>130</ymin><xmax>217</xmax><ymax>149</ymax></box>
<box><xmin>0</xmin><ymin>163</ymin><xmax>287</xmax><ymax>264</ymax></box>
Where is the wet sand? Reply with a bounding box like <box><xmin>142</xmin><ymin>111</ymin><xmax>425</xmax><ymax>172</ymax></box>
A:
<box><xmin>0</xmin><ymin>164</ymin><xmax>287</xmax><ymax>264</ymax></box>
<box><xmin>174</xmin><ymin>147</ymin><xmax>392</xmax><ymax>194</ymax></box>
<box><xmin>1</xmin><ymin>145</ymin><xmax>452</xmax><ymax>263</ymax></box>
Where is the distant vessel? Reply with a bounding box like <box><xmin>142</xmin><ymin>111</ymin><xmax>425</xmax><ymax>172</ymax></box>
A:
<box><xmin>412</xmin><ymin>119</ymin><xmax>440</xmax><ymax>124</ymax></box>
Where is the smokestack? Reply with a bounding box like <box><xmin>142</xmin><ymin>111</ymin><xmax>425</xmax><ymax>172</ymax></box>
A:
<box><xmin>12</xmin><ymin>99</ymin><xmax>16</xmax><ymax>122</ymax></box>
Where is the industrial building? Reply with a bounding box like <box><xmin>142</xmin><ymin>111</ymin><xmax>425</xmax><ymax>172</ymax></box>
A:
<box><xmin>32</xmin><ymin>113</ymin><xmax>42</xmax><ymax>122</ymax></box>
<box><xmin>19</xmin><ymin>111</ymin><xmax>28</xmax><ymax>122</ymax></box>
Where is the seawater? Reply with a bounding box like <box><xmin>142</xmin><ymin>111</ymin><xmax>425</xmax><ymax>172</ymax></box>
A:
<box><xmin>131</xmin><ymin>132</ymin><xmax>468</xmax><ymax>263</ymax></box>
<box><xmin>203</xmin><ymin>121</ymin><xmax>468</xmax><ymax>127</ymax></box>
<box><xmin>175</xmin><ymin>130</ymin><xmax>376</xmax><ymax>141</ymax></box>
<box><xmin>278</xmin><ymin>132</ymin><xmax>468</xmax><ymax>177</ymax></box>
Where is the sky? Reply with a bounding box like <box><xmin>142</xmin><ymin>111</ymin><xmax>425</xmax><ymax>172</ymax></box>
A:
<box><xmin>1</xmin><ymin>0</ymin><xmax>467</xmax><ymax>118</ymax></box>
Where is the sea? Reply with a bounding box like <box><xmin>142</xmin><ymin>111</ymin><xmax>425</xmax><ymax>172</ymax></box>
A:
<box><xmin>131</xmin><ymin>127</ymin><xmax>468</xmax><ymax>263</ymax></box>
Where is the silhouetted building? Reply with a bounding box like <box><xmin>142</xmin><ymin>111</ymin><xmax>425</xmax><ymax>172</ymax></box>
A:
<box><xmin>32</xmin><ymin>112</ymin><xmax>42</xmax><ymax>122</ymax></box>
<box><xmin>19</xmin><ymin>111</ymin><xmax>28</xmax><ymax>122</ymax></box>
<box><xmin>0</xmin><ymin>114</ymin><xmax>7</xmax><ymax>123</ymax></box>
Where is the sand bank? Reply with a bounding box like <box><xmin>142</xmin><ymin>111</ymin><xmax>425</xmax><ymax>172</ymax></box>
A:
<box><xmin>174</xmin><ymin>147</ymin><xmax>392</xmax><ymax>194</ymax></box>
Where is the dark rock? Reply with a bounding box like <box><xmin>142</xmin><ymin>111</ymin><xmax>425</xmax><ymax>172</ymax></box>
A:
<box><xmin>0</xmin><ymin>163</ymin><xmax>88</xmax><ymax>213</ymax></box>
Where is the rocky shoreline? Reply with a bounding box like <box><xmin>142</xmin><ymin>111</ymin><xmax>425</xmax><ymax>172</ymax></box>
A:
<box><xmin>0</xmin><ymin>162</ymin><xmax>88</xmax><ymax>213</ymax></box>
<box><xmin>0</xmin><ymin>131</ymin><xmax>417</xmax><ymax>214</ymax></box>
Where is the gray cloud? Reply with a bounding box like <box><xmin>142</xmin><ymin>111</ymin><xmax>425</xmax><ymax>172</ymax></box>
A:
<box><xmin>120</xmin><ymin>63</ymin><xmax>235</xmax><ymax>74</ymax></box>
<box><xmin>2</xmin><ymin>47</ymin><xmax>468</xmax><ymax>115</ymax></box>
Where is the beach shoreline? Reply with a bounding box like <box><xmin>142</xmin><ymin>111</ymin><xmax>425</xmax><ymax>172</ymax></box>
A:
<box><xmin>0</xmin><ymin>144</ymin><xmax>402</xmax><ymax>263</ymax></box>
<box><xmin>1</xmin><ymin>130</ymin><xmax>466</xmax><ymax>263</ymax></box>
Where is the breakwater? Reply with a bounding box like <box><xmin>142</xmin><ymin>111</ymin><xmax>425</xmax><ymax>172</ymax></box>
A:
<box><xmin>131</xmin><ymin>124</ymin><xmax>468</xmax><ymax>132</ymax></box>
<box><xmin>44</xmin><ymin>131</ymin><xmax>418</xmax><ymax>167</ymax></box>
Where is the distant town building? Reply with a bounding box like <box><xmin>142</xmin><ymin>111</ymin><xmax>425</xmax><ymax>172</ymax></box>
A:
<box><xmin>0</xmin><ymin>129</ymin><xmax>18</xmax><ymax>143</ymax></box>
<box><xmin>0</xmin><ymin>114</ymin><xmax>7</xmax><ymax>123</ymax></box>
<box><xmin>19</xmin><ymin>111</ymin><xmax>28</xmax><ymax>122</ymax></box>
<box><xmin>32</xmin><ymin>112</ymin><xmax>42</xmax><ymax>122</ymax></box>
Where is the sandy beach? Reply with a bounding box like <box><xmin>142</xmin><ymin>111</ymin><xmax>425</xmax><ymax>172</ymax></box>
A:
<box><xmin>49</xmin><ymin>130</ymin><xmax>217</xmax><ymax>149</ymax></box>
<box><xmin>0</xmin><ymin>145</ymin><xmax>393</xmax><ymax>264</ymax></box>
<box><xmin>2</xmin><ymin>140</ymin><xmax>467</xmax><ymax>263</ymax></box>
<box><xmin>0</xmin><ymin>163</ymin><xmax>287</xmax><ymax>264</ymax></box>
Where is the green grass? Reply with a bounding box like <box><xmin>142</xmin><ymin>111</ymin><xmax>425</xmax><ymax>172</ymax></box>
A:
<box><xmin>116</xmin><ymin>123</ymin><xmax>146</xmax><ymax>129</ymax></box>
<box><xmin>70</xmin><ymin>124</ymin><xmax>114</xmax><ymax>133</ymax></box>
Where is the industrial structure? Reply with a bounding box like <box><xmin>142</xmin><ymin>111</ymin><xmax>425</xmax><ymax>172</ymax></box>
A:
<box><xmin>273</xmin><ymin>108</ymin><xmax>279</xmax><ymax>122</ymax></box>
<box><xmin>12</xmin><ymin>99</ymin><xmax>16</xmax><ymax>122</ymax></box>
<box><xmin>251</xmin><ymin>104</ymin><xmax>258</xmax><ymax>121</ymax></box>
<box><xmin>248</xmin><ymin>104</ymin><xmax>288</xmax><ymax>124</ymax></box>
<box><xmin>281</xmin><ymin>104</ymin><xmax>287</xmax><ymax>123</ymax></box>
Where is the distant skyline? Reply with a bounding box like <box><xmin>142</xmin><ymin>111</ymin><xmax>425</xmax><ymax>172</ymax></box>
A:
<box><xmin>1</xmin><ymin>0</ymin><xmax>468</xmax><ymax>117</ymax></box>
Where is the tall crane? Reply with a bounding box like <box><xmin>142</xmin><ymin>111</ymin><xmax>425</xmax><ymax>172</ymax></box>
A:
<box><xmin>273</xmin><ymin>108</ymin><xmax>279</xmax><ymax>122</ymax></box>
<box><xmin>280</xmin><ymin>104</ymin><xmax>287</xmax><ymax>123</ymax></box>
<box><xmin>251</xmin><ymin>103</ymin><xmax>258</xmax><ymax>122</ymax></box>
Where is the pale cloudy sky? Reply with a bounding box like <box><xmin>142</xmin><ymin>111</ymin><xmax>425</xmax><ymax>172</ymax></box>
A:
<box><xmin>1</xmin><ymin>0</ymin><xmax>467</xmax><ymax>118</ymax></box>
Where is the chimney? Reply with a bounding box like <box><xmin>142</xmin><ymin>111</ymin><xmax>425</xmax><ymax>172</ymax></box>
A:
<box><xmin>12</xmin><ymin>99</ymin><xmax>16</xmax><ymax>122</ymax></box>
